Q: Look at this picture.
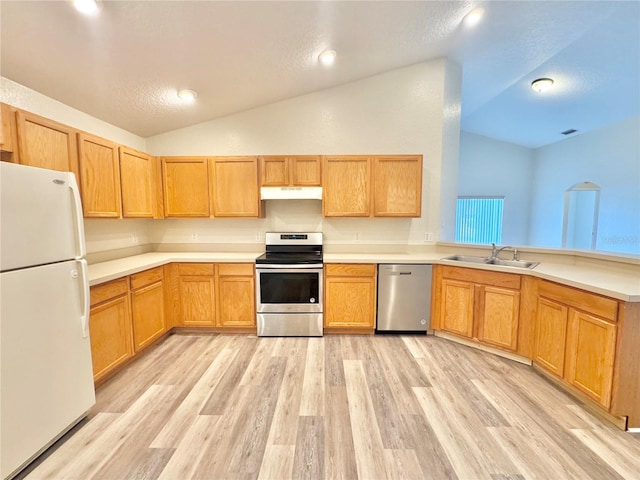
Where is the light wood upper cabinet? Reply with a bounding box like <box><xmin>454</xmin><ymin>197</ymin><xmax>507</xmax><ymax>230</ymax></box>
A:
<box><xmin>1</xmin><ymin>103</ymin><xmax>18</xmax><ymax>157</ymax></box>
<box><xmin>260</xmin><ymin>155</ymin><xmax>321</xmax><ymax>186</ymax></box>
<box><xmin>120</xmin><ymin>146</ymin><xmax>162</xmax><ymax>218</ymax></box>
<box><xmin>16</xmin><ymin>110</ymin><xmax>79</xmax><ymax>176</ymax></box>
<box><xmin>162</xmin><ymin>157</ymin><xmax>210</xmax><ymax>217</ymax></box>
<box><xmin>324</xmin><ymin>264</ymin><xmax>377</xmax><ymax>330</ymax></box>
<box><xmin>373</xmin><ymin>155</ymin><xmax>422</xmax><ymax>217</ymax></box>
<box><xmin>130</xmin><ymin>267</ymin><xmax>166</xmax><ymax>352</ymax></box>
<box><xmin>215</xmin><ymin>263</ymin><xmax>255</xmax><ymax>327</ymax></box>
<box><xmin>210</xmin><ymin>156</ymin><xmax>261</xmax><ymax>217</ymax></box>
<box><xmin>77</xmin><ymin>133</ymin><xmax>122</xmax><ymax>218</ymax></box>
<box><xmin>323</xmin><ymin>156</ymin><xmax>371</xmax><ymax>217</ymax></box>
<box><xmin>89</xmin><ymin>279</ymin><xmax>133</xmax><ymax>383</ymax></box>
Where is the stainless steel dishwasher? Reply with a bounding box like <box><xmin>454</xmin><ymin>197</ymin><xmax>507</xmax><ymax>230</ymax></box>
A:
<box><xmin>376</xmin><ymin>264</ymin><xmax>432</xmax><ymax>333</ymax></box>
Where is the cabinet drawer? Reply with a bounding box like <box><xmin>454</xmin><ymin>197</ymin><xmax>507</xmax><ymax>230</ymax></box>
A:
<box><xmin>326</xmin><ymin>263</ymin><xmax>376</xmax><ymax>277</ymax></box>
<box><xmin>441</xmin><ymin>266</ymin><xmax>521</xmax><ymax>290</ymax></box>
<box><xmin>217</xmin><ymin>263</ymin><xmax>254</xmax><ymax>276</ymax></box>
<box><xmin>90</xmin><ymin>278</ymin><xmax>129</xmax><ymax>306</ymax></box>
<box><xmin>538</xmin><ymin>280</ymin><xmax>618</xmax><ymax>323</ymax></box>
<box><xmin>178</xmin><ymin>263</ymin><xmax>215</xmax><ymax>276</ymax></box>
<box><xmin>130</xmin><ymin>267</ymin><xmax>164</xmax><ymax>290</ymax></box>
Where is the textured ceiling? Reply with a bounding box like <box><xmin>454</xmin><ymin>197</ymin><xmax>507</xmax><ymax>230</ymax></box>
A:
<box><xmin>1</xmin><ymin>1</ymin><xmax>638</xmax><ymax>147</ymax></box>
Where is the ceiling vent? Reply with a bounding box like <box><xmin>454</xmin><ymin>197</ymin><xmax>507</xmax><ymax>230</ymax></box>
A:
<box><xmin>561</xmin><ymin>129</ymin><xmax>578</xmax><ymax>135</ymax></box>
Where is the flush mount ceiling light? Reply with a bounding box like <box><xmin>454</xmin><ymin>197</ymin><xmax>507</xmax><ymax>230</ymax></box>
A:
<box><xmin>73</xmin><ymin>0</ymin><xmax>100</xmax><ymax>15</ymax></box>
<box><xmin>463</xmin><ymin>8</ymin><xmax>485</xmax><ymax>27</ymax></box>
<box><xmin>531</xmin><ymin>78</ymin><xmax>555</xmax><ymax>93</ymax></box>
<box><xmin>177</xmin><ymin>89</ymin><xmax>198</xmax><ymax>102</ymax></box>
<box><xmin>318</xmin><ymin>50</ymin><xmax>337</xmax><ymax>66</ymax></box>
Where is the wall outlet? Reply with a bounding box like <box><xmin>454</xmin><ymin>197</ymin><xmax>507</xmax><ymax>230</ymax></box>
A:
<box><xmin>424</xmin><ymin>232</ymin><xmax>434</xmax><ymax>242</ymax></box>
<box><xmin>355</xmin><ymin>232</ymin><xmax>360</xmax><ymax>242</ymax></box>
<box><xmin>131</xmin><ymin>233</ymin><xmax>138</xmax><ymax>244</ymax></box>
<box><xmin>191</xmin><ymin>233</ymin><xmax>198</xmax><ymax>241</ymax></box>
<box><xmin>255</xmin><ymin>232</ymin><xmax>263</xmax><ymax>242</ymax></box>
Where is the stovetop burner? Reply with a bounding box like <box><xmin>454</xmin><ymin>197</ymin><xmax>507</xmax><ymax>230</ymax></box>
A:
<box><xmin>255</xmin><ymin>232</ymin><xmax>323</xmax><ymax>265</ymax></box>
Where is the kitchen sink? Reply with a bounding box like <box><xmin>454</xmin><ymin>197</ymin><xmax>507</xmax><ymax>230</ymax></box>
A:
<box><xmin>442</xmin><ymin>254</ymin><xmax>488</xmax><ymax>264</ymax></box>
<box><xmin>442</xmin><ymin>255</ymin><xmax>539</xmax><ymax>270</ymax></box>
<box><xmin>484</xmin><ymin>258</ymin><xmax>539</xmax><ymax>269</ymax></box>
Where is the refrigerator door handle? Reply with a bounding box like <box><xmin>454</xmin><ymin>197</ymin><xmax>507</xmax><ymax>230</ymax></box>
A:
<box><xmin>68</xmin><ymin>173</ymin><xmax>86</xmax><ymax>260</ymax></box>
<box><xmin>78</xmin><ymin>259</ymin><xmax>90</xmax><ymax>338</ymax></box>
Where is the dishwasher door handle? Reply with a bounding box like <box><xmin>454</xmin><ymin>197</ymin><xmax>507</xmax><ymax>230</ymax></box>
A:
<box><xmin>387</xmin><ymin>271</ymin><xmax>412</xmax><ymax>276</ymax></box>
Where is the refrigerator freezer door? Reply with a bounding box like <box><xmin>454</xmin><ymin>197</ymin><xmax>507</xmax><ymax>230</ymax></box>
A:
<box><xmin>0</xmin><ymin>162</ymin><xmax>85</xmax><ymax>272</ymax></box>
<box><xmin>0</xmin><ymin>260</ymin><xmax>95</xmax><ymax>480</ymax></box>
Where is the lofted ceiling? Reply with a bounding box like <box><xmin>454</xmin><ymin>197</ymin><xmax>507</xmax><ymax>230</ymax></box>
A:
<box><xmin>1</xmin><ymin>1</ymin><xmax>638</xmax><ymax>148</ymax></box>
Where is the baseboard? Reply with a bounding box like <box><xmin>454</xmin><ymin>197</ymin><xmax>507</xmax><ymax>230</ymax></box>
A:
<box><xmin>433</xmin><ymin>330</ymin><xmax>532</xmax><ymax>365</ymax></box>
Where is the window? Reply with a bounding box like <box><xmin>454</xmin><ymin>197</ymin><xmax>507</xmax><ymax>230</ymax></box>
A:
<box><xmin>455</xmin><ymin>196</ymin><xmax>504</xmax><ymax>244</ymax></box>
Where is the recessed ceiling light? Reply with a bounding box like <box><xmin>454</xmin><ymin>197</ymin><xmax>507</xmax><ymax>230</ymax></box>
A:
<box><xmin>531</xmin><ymin>78</ymin><xmax>555</xmax><ymax>93</ymax></box>
<box><xmin>463</xmin><ymin>8</ymin><xmax>485</xmax><ymax>27</ymax></box>
<box><xmin>318</xmin><ymin>50</ymin><xmax>337</xmax><ymax>66</ymax></box>
<box><xmin>177</xmin><ymin>89</ymin><xmax>198</xmax><ymax>102</ymax></box>
<box><xmin>73</xmin><ymin>0</ymin><xmax>100</xmax><ymax>15</ymax></box>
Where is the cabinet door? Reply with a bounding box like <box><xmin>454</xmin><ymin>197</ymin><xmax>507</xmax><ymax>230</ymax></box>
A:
<box><xmin>89</xmin><ymin>295</ymin><xmax>133</xmax><ymax>383</ymax></box>
<box><xmin>260</xmin><ymin>156</ymin><xmax>288</xmax><ymax>186</ymax></box>
<box><xmin>1</xmin><ymin>103</ymin><xmax>17</xmax><ymax>154</ymax></box>
<box><xmin>162</xmin><ymin>157</ymin><xmax>210</xmax><ymax>217</ymax></box>
<box><xmin>533</xmin><ymin>297</ymin><xmax>569</xmax><ymax>377</ymax></box>
<box><xmin>78</xmin><ymin>133</ymin><xmax>122</xmax><ymax>218</ymax></box>
<box><xmin>216</xmin><ymin>272</ymin><xmax>255</xmax><ymax>327</ymax></box>
<box><xmin>16</xmin><ymin>110</ymin><xmax>79</xmax><ymax>176</ymax></box>
<box><xmin>291</xmin><ymin>155</ymin><xmax>321</xmax><ymax>186</ymax></box>
<box><xmin>325</xmin><ymin>276</ymin><xmax>376</xmax><ymax>328</ymax></box>
<box><xmin>322</xmin><ymin>156</ymin><xmax>371</xmax><ymax>217</ymax></box>
<box><xmin>440</xmin><ymin>279</ymin><xmax>474</xmax><ymax>338</ymax></box>
<box><xmin>565</xmin><ymin>309</ymin><xmax>617</xmax><ymax>408</ymax></box>
<box><xmin>478</xmin><ymin>286</ymin><xmax>520</xmax><ymax>351</ymax></box>
<box><xmin>131</xmin><ymin>281</ymin><xmax>166</xmax><ymax>351</ymax></box>
<box><xmin>373</xmin><ymin>155</ymin><xmax>422</xmax><ymax>217</ymax></box>
<box><xmin>120</xmin><ymin>147</ymin><xmax>156</xmax><ymax>218</ymax></box>
<box><xmin>210</xmin><ymin>156</ymin><xmax>261</xmax><ymax>217</ymax></box>
<box><xmin>180</xmin><ymin>275</ymin><xmax>215</xmax><ymax>326</ymax></box>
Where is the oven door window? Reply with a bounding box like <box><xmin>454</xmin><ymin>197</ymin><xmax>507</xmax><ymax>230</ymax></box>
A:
<box><xmin>260</xmin><ymin>272</ymin><xmax>319</xmax><ymax>304</ymax></box>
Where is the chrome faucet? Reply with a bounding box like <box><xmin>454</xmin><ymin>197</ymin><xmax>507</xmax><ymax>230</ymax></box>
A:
<box><xmin>490</xmin><ymin>243</ymin><xmax>514</xmax><ymax>260</ymax></box>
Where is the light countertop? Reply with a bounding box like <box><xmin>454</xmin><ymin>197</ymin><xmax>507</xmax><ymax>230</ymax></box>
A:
<box><xmin>88</xmin><ymin>251</ymin><xmax>640</xmax><ymax>302</ymax></box>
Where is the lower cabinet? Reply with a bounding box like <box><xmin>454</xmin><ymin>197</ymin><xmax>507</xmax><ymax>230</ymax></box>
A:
<box><xmin>178</xmin><ymin>263</ymin><xmax>216</xmax><ymax>326</ymax></box>
<box><xmin>89</xmin><ymin>278</ymin><xmax>133</xmax><ymax>383</ymax></box>
<box><xmin>434</xmin><ymin>266</ymin><xmax>522</xmax><ymax>353</ymax></box>
<box><xmin>176</xmin><ymin>262</ymin><xmax>255</xmax><ymax>328</ymax></box>
<box><xmin>324</xmin><ymin>264</ymin><xmax>376</xmax><ymax>331</ymax></box>
<box><xmin>216</xmin><ymin>263</ymin><xmax>255</xmax><ymax>327</ymax></box>
<box><xmin>533</xmin><ymin>279</ymin><xmax>618</xmax><ymax>409</ymax></box>
<box><xmin>130</xmin><ymin>267</ymin><xmax>166</xmax><ymax>352</ymax></box>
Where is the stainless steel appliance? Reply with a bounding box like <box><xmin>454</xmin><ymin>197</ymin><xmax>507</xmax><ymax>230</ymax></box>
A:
<box><xmin>255</xmin><ymin>232</ymin><xmax>323</xmax><ymax>336</ymax></box>
<box><xmin>1</xmin><ymin>163</ymin><xmax>95</xmax><ymax>480</ymax></box>
<box><xmin>376</xmin><ymin>264</ymin><xmax>432</xmax><ymax>333</ymax></box>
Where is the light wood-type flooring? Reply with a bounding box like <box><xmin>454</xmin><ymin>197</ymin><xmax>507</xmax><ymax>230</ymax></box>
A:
<box><xmin>20</xmin><ymin>334</ymin><xmax>640</xmax><ymax>480</ymax></box>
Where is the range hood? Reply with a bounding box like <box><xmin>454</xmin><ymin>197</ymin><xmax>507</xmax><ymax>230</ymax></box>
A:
<box><xmin>260</xmin><ymin>186</ymin><xmax>322</xmax><ymax>200</ymax></box>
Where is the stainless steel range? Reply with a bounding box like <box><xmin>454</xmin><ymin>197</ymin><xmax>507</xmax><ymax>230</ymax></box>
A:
<box><xmin>255</xmin><ymin>232</ymin><xmax>323</xmax><ymax>337</ymax></box>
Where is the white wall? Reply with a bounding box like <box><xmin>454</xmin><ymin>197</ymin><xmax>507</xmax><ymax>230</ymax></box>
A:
<box><xmin>529</xmin><ymin>116</ymin><xmax>640</xmax><ymax>254</ymax></box>
<box><xmin>458</xmin><ymin>132</ymin><xmax>535</xmax><ymax>245</ymax></box>
<box><xmin>147</xmin><ymin>59</ymin><xmax>461</xmax><ymax>247</ymax></box>
<box><xmin>0</xmin><ymin>77</ymin><xmax>146</xmax><ymax>150</ymax></box>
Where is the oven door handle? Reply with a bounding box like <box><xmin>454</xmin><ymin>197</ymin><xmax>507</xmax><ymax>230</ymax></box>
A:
<box><xmin>255</xmin><ymin>264</ymin><xmax>324</xmax><ymax>270</ymax></box>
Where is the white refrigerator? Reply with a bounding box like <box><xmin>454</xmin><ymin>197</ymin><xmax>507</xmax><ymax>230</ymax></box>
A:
<box><xmin>0</xmin><ymin>162</ymin><xmax>95</xmax><ymax>480</ymax></box>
